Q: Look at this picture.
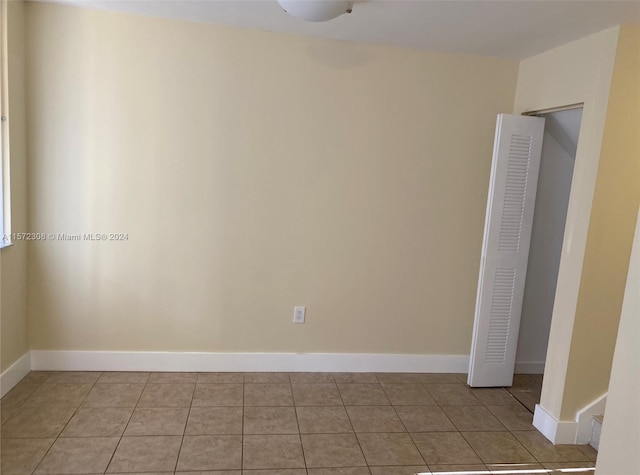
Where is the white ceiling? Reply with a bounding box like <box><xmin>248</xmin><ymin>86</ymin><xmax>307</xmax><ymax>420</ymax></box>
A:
<box><xmin>48</xmin><ymin>0</ymin><xmax>640</xmax><ymax>59</ymax></box>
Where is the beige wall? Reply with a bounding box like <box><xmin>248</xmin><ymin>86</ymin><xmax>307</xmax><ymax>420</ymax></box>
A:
<box><xmin>1</xmin><ymin>0</ymin><xmax>29</xmax><ymax>373</ymax></box>
<box><xmin>25</xmin><ymin>3</ymin><xmax>518</xmax><ymax>354</ymax></box>
<box><xmin>562</xmin><ymin>23</ymin><xmax>640</xmax><ymax>420</ymax></box>
<box><xmin>513</xmin><ymin>27</ymin><xmax>620</xmax><ymax>420</ymax></box>
<box><xmin>596</xmin><ymin>210</ymin><xmax>640</xmax><ymax>475</ymax></box>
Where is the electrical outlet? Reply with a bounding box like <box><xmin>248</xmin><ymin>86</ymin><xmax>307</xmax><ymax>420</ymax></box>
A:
<box><xmin>293</xmin><ymin>306</ymin><xmax>306</xmax><ymax>324</ymax></box>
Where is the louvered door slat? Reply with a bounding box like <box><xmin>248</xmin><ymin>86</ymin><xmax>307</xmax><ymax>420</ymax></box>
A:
<box><xmin>468</xmin><ymin>114</ymin><xmax>545</xmax><ymax>387</ymax></box>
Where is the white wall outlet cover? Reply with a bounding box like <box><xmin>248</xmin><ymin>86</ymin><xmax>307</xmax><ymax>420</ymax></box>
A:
<box><xmin>293</xmin><ymin>306</ymin><xmax>306</xmax><ymax>323</ymax></box>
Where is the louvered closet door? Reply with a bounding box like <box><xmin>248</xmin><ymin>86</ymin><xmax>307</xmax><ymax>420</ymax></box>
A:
<box><xmin>468</xmin><ymin>114</ymin><xmax>545</xmax><ymax>388</ymax></box>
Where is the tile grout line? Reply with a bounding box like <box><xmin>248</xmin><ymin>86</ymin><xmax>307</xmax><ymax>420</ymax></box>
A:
<box><xmin>379</xmin><ymin>382</ymin><xmax>430</xmax><ymax>471</ymax></box>
<box><xmin>172</xmin><ymin>376</ymin><xmax>196</xmax><ymax>473</ymax></box>
<box><xmin>430</xmin><ymin>383</ymin><xmax>524</xmax><ymax>471</ymax></box>
<box><xmin>339</xmin><ymin>377</ymin><xmax>372</xmax><ymax>471</ymax></box>
<box><xmin>291</xmin><ymin>374</ymin><xmax>309</xmax><ymax>474</ymax></box>
<box><xmin>395</xmin><ymin>379</ymin><xmax>516</xmax><ymax>470</ymax></box>
<box><xmin>505</xmin><ymin>386</ymin><xmax>537</xmax><ymax>414</ymax></box>
<box><xmin>420</xmin><ymin>378</ymin><xmax>479</xmax><ymax>469</ymax></box>
<box><xmin>459</xmin><ymin>428</ymin><xmax>539</xmax><ymax>470</ymax></box>
<box><xmin>457</xmin><ymin>430</ymin><xmax>492</xmax><ymax>470</ymax></box>
<box><xmin>29</xmin><ymin>372</ymin><xmax>102</xmax><ymax>475</ymax></box>
<box><xmin>103</xmin><ymin>372</ymin><xmax>151</xmax><ymax>475</ymax></box>
<box><xmin>3</xmin><ymin>372</ymin><xmax>52</xmax><ymax>474</ymax></box>
<box><xmin>241</xmin><ymin>373</ymin><xmax>246</xmax><ymax>471</ymax></box>
<box><xmin>0</xmin><ymin>372</ymin><xmax>50</xmax><ymax>428</ymax></box>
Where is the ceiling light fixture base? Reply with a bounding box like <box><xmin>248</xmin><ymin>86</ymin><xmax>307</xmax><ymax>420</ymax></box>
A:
<box><xmin>277</xmin><ymin>0</ymin><xmax>353</xmax><ymax>22</ymax></box>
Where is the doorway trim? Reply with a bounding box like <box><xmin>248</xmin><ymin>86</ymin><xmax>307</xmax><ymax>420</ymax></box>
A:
<box><xmin>522</xmin><ymin>103</ymin><xmax>584</xmax><ymax>116</ymax></box>
<box><xmin>511</xmin><ymin>26</ymin><xmax>619</xmax><ymax>444</ymax></box>
<box><xmin>516</xmin><ymin>107</ymin><xmax>584</xmax><ymax>384</ymax></box>
<box><xmin>525</xmin><ymin>98</ymin><xmax>612</xmax><ymax>443</ymax></box>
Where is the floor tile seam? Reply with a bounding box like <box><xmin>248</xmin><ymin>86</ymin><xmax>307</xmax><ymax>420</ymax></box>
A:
<box><xmin>108</xmin><ymin>434</ymin><xmax>194</xmax><ymax>438</ymax></box>
<box><xmin>291</xmin><ymin>383</ymin><xmax>342</xmax><ymax>406</ymax></box>
<box><xmin>422</xmin><ymin>382</ymin><xmax>484</xmax><ymax>404</ymax></box>
<box><xmin>378</xmin><ymin>381</ymin><xmax>400</xmax><ymax>410</ymax></box>
<box><xmin>356</xmin><ymin>428</ymin><xmax>428</xmax><ymax>467</ymax></box>
<box><xmin>459</xmin><ymin>430</ymin><xmax>538</xmax><ymax>466</ymax></box>
<box><xmin>103</xmin><ymin>371</ymin><xmax>151</xmax><ymax>474</ymax></box>
<box><xmin>420</xmin><ymin>383</ymin><xmax>442</xmax><ymax>406</ymax></box>
<box><xmin>352</xmin><ymin>428</ymin><xmax>411</xmax><ymax>434</ymax></box>
<box><xmin>332</xmin><ymin>380</ymin><xmax>367</xmax><ymax>468</ymax></box>
<box><xmin>535</xmin><ymin>457</ymin><xmax>596</xmax><ymax>464</ymax></box>
<box><xmin>507</xmin><ymin>431</ymin><xmax>594</xmax><ymax>465</ymax></box>
<box><xmin>81</xmin><ymin>381</ymin><xmax>148</xmax><ymax>411</ymax></box>
<box><xmin>422</xmin><ymin>462</ymin><xmax>491</xmax><ymax>473</ymax></box>
<box><xmin>391</xmin><ymin>401</ymin><xmax>441</xmax><ymax>408</ymax></box>
<box><xmin>292</xmin><ymin>397</ymin><xmax>308</xmax><ymax>473</ymax></box>
<box><xmin>242</xmin><ymin>403</ymin><xmax>294</xmax><ymax>408</ymax></box>
<box><xmin>0</xmin><ymin>373</ymin><xmax>56</xmax><ymax>428</ymax></box>
<box><xmin>441</xmin><ymin>405</ymin><xmax>510</xmax><ymax>433</ymax></box>
<box><xmin>288</xmin><ymin>430</ymin><xmax>358</xmax><ymax>435</ymax></box>
<box><xmin>33</xmin><ymin>434</ymin><xmax>166</xmax><ymax>439</ymax></box>
<box><xmin>381</xmin><ymin>402</ymin><xmax>412</xmax><ymax>435</ymax></box>
<box><xmin>242</xmin><ymin>430</ymin><xmax>301</xmax><ymax>436</ymax></box>
<box><xmin>290</xmin><ymin>382</ymin><xmax>339</xmax><ymax>387</ymax></box>
<box><xmin>289</xmin><ymin>374</ymin><xmax>337</xmax><ymax>385</ymax></box>
<box><xmin>243</xmin><ymin>381</ymin><xmax>293</xmax><ymax>407</ymax></box>
<box><xmin>29</xmin><ymin>375</ymin><xmax>102</xmax><ymax>475</ymax></box>
<box><xmin>173</xmin><ymin>379</ymin><xmax>196</xmax><ymax>473</ymax></box>
<box><xmin>407</xmin><ymin>430</ymin><xmax>475</xmax><ymax>467</ymax></box>
<box><xmin>241</xmin><ymin>376</ymin><xmax>245</xmax><ymax>471</ymax></box>
<box><xmin>0</xmin><ymin>436</ymin><xmax>52</xmax><ymax>475</ymax></box>
<box><xmin>244</xmin><ymin>374</ymin><xmax>292</xmax><ymax>385</ymax></box>
<box><xmin>303</xmin><ymin>461</ymin><xmax>369</xmax><ymax>470</ymax></box>
<box><xmin>195</xmin><ymin>375</ymin><xmax>243</xmax><ymax>385</ymax></box>
<box><xmin>337</xmin><ymin>383</ymin><xmax>391</xmax><ymax>407</ymax></box>
<box><xmin>189</xmin><ymin>404</ymin><xmax>245</xmax><ymax>408</ymax></box>
<box><xmin>97</xmin><ymin>372</ymin><xmax>151</xmax><ymax>385</ymax></box>
<box><xmin>78</xmin><ymin>404</ymin><xmax>141</xmax><ymax>410</ymax></box>
<box><xmin>505</xmin><ymin>424</ymin><xmax>539</xmax><ymax>441</ymax></box>
<box><xmin>483</xmin><ymin>400</ymin><xmax>530</xmax><ymax>418</ymax></box>
<box><xmin>504</xmin><ymin>387</ymin><xmax>535</xmax><ymax>414</ymax></box>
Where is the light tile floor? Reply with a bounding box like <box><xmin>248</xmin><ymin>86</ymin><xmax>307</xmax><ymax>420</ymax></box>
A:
<box><xmin>0</xmin><ymin>372</ymin><xmax>597</xmax><ymax>475</ymax></box>
<box><xmin>505</xmin><ymin>374</ymin><xmax>543</xmax><ymax>413</ymax></box>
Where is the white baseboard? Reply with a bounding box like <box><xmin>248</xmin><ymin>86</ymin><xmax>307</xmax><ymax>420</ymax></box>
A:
<box><xmin>575</xmin><ymin>392</ymin><xmax>607</xmax><ymax>444</ymax></box>
<box><xmin>534</xmin><ymin>393</ymin><xmax>608</xmax><ymax>445</ymax></box>
<box><xmin>30</xmin><ymin>350</ymin><xmax>470</xmax><ymax>374</ymax></box>
<box><xmin>0</xmin><ymin>352</ymin><xmax>32</xmax><ymax>397</ymax></box>
<box><xmin>514</xmin><ymin>361</ymin><xmax>546</xmax><ymax>374</ymax></box>
<box><xmin>533</xmin><ymin>404</ymin><xmax>579</xmax><ymax>444</ymax></box>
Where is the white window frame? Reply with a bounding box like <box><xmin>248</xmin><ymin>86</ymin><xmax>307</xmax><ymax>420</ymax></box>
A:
<box><xmin>0</xmin><ymin>0</ymin><xmax>11</xmax><ymax>249</ymax></box>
